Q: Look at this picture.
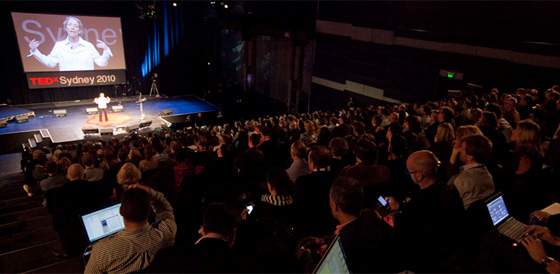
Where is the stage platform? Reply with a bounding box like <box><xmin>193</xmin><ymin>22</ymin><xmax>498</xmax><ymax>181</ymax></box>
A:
<box><xmin>0</xmin><ymin>106</ymin><xmax>35</xmax><ymax>122</ymax></box>
<box><xmin>0</xmin><ymin>96</ymin><xmax>217</xmax><ymax>153</ymax></box>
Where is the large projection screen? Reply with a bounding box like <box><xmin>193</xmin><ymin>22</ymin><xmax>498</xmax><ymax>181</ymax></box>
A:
<box><xmin>11</xmin><ymin>12</ymin><xmax>127</xmax><ymax>89</ymax></box>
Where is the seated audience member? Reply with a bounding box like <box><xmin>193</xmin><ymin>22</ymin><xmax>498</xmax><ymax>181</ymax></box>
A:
<box><xmin>82</xmin><ymin>153</ymin><xmax>104</xmax><ymax>182</ymax></box>
<box><xmin>286</xmin><ymin>140</ymin><xmax>309</xmax><ymax>182</ymax></box>
<box><xmin>183</xmin><ymin>203</ymin><xmax>238</xmax><ymax>273</ymax></box>
<box><xmin>504</xmin><ymin>120</ymin><xmax>546</xmax><ymax>219</ymax></box>
<box><xmin>85</xmin><ymin>184</ymin><xmax>176</xmax><ymax>273</ymax></box>
<box><xmin>257</xmin><ymin>167</ymin><xmax>296</xmax><ymax>219</ymax></box>
<box><xmin>295</xmin><ymin>145</ymin><xmax>336</xmax><ymax>237</ymax></box>
<box><xmin>389</xmin><ymin>150</ymin><xmax>465</xmax><ymax>272</ymax></box>
<box><xmin>520</xmin><ymin>225</ymin><xmax>560</xmax><ymax>274</ymax></box>
<box><xmin>23</xmin><ymin>149</ymin><xmax>48</xmax><ymax>196</ymax></box>
<box><xmin>51</xmin><ymin>164</ymin><xmax>93</xmax><ymax>256</ymax></box>
<box><xmin>486</xmin><ymin>103</ymin><xmax>513</xmax><ymax>143</ymax></box>
<box><xmin>385</xmin><ymin>123</ymin><xmax>413</xmax><ymax>195</ymax></box>
<box><xmin>39</xmin><ymin>160</ymin><xmax>66</xmax><ymax>192</ymax></box>
<box><xmin>115</xmin><ymin>162</ymin><xmax>142</xmax><ymax>197</ymax></box>
<box><xmin>329</xmin><ymin>176</ymin><xmax>402</xmax><ymax>273</ymax></box>
<box><xmin>403</xmin><ymin>115</ymin><xmax>430</xmax><ymax>152</ymax></box>
<box><xmin>449</xmin><ymin>134</ymin><xmax>495</xmax><ymax>209</ymax></box>
<box><xmin>328</xmin><ymin>137</ymin><xmax>354</xmax><ymax>176</ymax></box>
<box><xmin>340</xmin><ymin>135</ymin><xmax>391</xmax><ymax>207</ymax></box>
<box><xmin>148</xmin><ymin>203</ymin><xmax>238</xmax><ymax>273</ymax></box>
<box><xmin>431</xmin><ymin>122</ymin><xmax>455</xmax><ymax>174</ymax></box>
<box><xmin>477</xmin><ymin>111</ymin><xmax>509</xmax><ymax>162</ymax></box>
<box><xmin>236</xmin><ymin>132</ymin><xmax>267</xmax><ymax>194</ymax></box>
<box><xmin>449</xmin><ymin>125</ymin><xmax>483</xmax><ymax>168</ymax></box>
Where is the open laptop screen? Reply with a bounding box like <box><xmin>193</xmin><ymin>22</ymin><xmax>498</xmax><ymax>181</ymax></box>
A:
<box><xmin>81</xmin><ymin>203</ymin><xmax>125</xmax><ymax>243</ymax></box>
<box><xmin>314</xmin><ymin>236</ymin><xmax>350</xmax><ymax>274</ymax></box>
<box><xmin>486</xmin><ymin>195</ymin><xmax>510</xmax><ymax>226</ymax></box>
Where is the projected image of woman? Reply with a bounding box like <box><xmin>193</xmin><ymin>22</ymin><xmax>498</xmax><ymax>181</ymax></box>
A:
<box><xmin>27</xmin><ymin>16</ymin><xmax>113</xmax><ymax>71</ymax></box>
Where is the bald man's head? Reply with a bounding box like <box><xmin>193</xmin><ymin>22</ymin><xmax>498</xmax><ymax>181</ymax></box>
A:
<box><xmin>406</xmin><ymin>150</ymin><xmax>440</xmax><ymax>186</ymax></box>
<box><xmin>67</xmin><ymin>163</ymin><xmax>84</xmax><ymax>181</ymax></box>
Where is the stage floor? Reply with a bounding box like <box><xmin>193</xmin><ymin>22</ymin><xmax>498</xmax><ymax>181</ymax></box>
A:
<box><xmin>0</xmin><ymin>96</ymin><xmax>217</xmax><ymax>144</ymax></box>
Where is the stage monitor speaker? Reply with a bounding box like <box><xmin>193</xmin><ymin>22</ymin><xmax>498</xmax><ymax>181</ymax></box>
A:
<box><xmin>99</xmin><ymin>128</ymin><xmax>113</xmax><ymax>136</ymax></box>
<box><xmin>159</xmin><ymin>109</ymin><xmax>173</xmax><ymax>116</ymax></box>
<box><xmin>126</xmin><ymin>123</ymin><xmax>140</xmax><ymax>132</ymax></box>
<box><xmin>53</xmin><ymin>109</ymin><xmax>67</xmax><ymax>117</ymax></box>
<box><xmin>139</xmin><ymin>120</ymin><xmax>152</xmax><ymax>128</ymax></box>
<box><xmin>34</xmin><ymin>133</ymin><xmax>43</xmax><ymax>143</ymax></box>
<box><xmin>82</xmin><ymin>128</ymin><xmax>99</xmax><ymax>135</ymax></box>
<box><xmin>112</xmin><ymin>105</ymin><xmax>124</xmax><ymax>112</ymax></box>
<box><xmin>28</xmin><ymin>138</ymin><xmax>37</xmax><ymax>148</ymax></box>
<box><xmin>16</xmin><ymin>115</ymin><xmax>29</xmax><ymax>123</ymax></box>
<box><xmin>86</xmin><ymin>107</ymin><xmax>98</xmax><ymax>114</ymax></box>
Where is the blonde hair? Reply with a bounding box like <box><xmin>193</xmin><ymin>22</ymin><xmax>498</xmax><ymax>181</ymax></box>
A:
<box><xmin>435</xmin><ymin>123</ymin><xmax>455</xmax><ymax>143</ymax></box>
<box><xmin>455</xmin><ymin>125</ymin><xmax>482</xmax><ymax>142</ymax></box>
<box><xmin>514</xmin><ymin>119</ymin><xmax>541</xmax><ymax>148</ymax></box>
<box><xmin>117</xmin><ymin>162</ymin><xmax>142</xmax><ymax>186</ymax></box>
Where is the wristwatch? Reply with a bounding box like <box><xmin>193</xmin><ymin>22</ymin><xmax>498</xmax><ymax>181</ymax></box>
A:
<box><xmin>541</xmin><ymin>256</ymin><xmax>556</xmax><ymax>267</ymax></box>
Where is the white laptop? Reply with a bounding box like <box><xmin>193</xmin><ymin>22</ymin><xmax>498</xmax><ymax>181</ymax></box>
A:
<box><xmin>81</xmin><ymin>203</ymin><xmax>125</xmax><ymax>243</ymax></box>
<box><xmin>485</xmin><ymin>193</ymin><xmax>528</xmax><ymax>241</ymax></box>
<box><xmin>313</xmin><ymin>236</ymin><xmax>350</xmax><ymax>274</ymax></box>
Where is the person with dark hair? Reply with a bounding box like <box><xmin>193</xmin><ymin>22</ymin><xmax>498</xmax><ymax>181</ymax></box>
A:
<box><xmin>156</xmin><ymin>203</ymin><xmax>238</xmax><ymax>273</ymax></box>
<box><xmin>449</xmin><ymin>135</ymin><xmax>495</xmax><ymax>209</ymax></box>
<box><xmin>403</xmin><ymin>115</ymin><xmax>430</xmax><ymax>153</ymax></box>
<box><xmin>286</xmin><ymin>140</ymin><xmax>309</xmax><ymax>182</ymax></box>
<box><xmin>294</xmin><ymin>145</ymin><xmax>336</xmax><ymax>237</ymax></box>
<box><xmin>329</xmin><ymin>176</ymin><xmax>402</xmax><ymax>273</ymax></box>
<box><xmin>39</xmin><ymin>160</ymin><xmax>66</xmax><ymax>192</ymax></box>
<box><xmin>49</xmin><ymin>163</ymin><xmax>95</xmax><ymax>257</ymax></box>
<box><xmin>486</xmin><ymin>103</ymin><xmax>513</xmax><ymax>142</ymax></box>
<box><xmin>328</xmin><ymin>137</ymin><xmax>353</xmax><ymax>176</ymax></box>
<box><xmin>340</xmin><ymin>135</ymin><xmax>391</xmax><ymax>207</ymax></box>
<box><xmin>477</xmin><ymin>111</ymin><xmax>509</xmax><ymax>162</ymax></box>
<box><xmin>85</xmin><ymin>184</ymin><xmax>176</xmax><ymax>273</ymax></box>
<box><xmin>438</xmin><ymin>106</ymin><xmax>456</xmax><ymax>125</ymax></box>
<box><xmin>236</xmin><ymin>132</ymin><xmax>267</xmax><ymax>195</ymax></box>
<box><xmin>82</xmin><ymin>153</ymin><xmax>104</xmax><ymax>182</ymax></box>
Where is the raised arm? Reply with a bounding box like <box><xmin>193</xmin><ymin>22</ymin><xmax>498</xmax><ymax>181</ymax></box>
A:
<box><xmin>29</xmin><ymin>39</ymin><xmax>60</xmax><ymax>68</ymax></box>
<box><xmin>92</xmin><ymin>40</ymin><xmax>113</xmax><ymax>67</ymax></box>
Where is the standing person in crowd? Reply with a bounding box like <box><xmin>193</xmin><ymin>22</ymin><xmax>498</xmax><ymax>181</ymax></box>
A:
<box><xmin>295</xmin><ymin>145</ymin><xmax>336</xmax><ymax>237</ymax></box>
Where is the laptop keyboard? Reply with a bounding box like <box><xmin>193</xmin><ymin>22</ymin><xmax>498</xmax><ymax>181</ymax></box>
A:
<box><xmin>498</xmin><ymin>218</ymin><xmax>528</xmax><ymax>241</ymax></box>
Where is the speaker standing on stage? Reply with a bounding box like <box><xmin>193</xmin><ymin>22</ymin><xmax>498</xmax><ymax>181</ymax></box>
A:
<box><xmin>94</xmin><ymin>93</ymin><xmax>110</xmax><ymax>122</ymax></box>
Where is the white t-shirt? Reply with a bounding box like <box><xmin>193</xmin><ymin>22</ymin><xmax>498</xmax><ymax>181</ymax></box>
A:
<box><xmin>31</xmin><ymin>37</ymin><xmax>113</xmax><ymax>71</ymax></box>
<box><xmin>94</xmin><ymin>96</ymin><xmax>111</xmax><ymax>109</ymax></box>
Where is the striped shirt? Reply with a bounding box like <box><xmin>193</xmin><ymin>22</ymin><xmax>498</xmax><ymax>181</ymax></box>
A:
<box><xmin>84</xmin><ymin>189</ymin><xmax>176</xmax><ymax>274</ymax></box>
<box><xmin>260</xmin><ymin>194</ymin><xmax>294</xmax><ymax>207</ymax></box>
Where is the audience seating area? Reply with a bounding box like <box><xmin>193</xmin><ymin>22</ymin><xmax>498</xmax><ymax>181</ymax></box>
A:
<box><xmin>2</xmin><ymin>85</ymin><xmax>560</xmax><ymax>273</ymax></box>
<box><xmin>0</xmin><ymin>174</ymin><xmax>82</xmax><ymax>273</ymax></box>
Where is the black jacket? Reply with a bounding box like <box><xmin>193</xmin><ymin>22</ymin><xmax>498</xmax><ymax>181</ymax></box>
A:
<box><xmin>294</xmin><ymin>171</ymin><xmax>336</xmax><ymax>237</ymax></box>
<box><xmin>339</xmin><ymin>212</ymin><xmax>403</xmax><ymax>273</ymax></box>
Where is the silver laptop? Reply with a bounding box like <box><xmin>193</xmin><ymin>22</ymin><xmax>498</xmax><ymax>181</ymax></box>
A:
<box><xmin>485</xmin><ymin>194</ymin><xmax>527</xmax><ymax>241</ymax></box>
<box><xmin>81</xmin><ymin>203</ymin><xmax>125</xmax><ymax>243</ymax></box>
<box><xmin>313</xmin><ymin>236</ymin><xmax>350</xmax><ymax>274</ymax></box>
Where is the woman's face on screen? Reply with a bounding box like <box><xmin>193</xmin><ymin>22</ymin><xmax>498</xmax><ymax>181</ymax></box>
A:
<box><xmin>65</xmin><ymin>18</ymin><xmax>81</xmax><ymax>38</ymax></box>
